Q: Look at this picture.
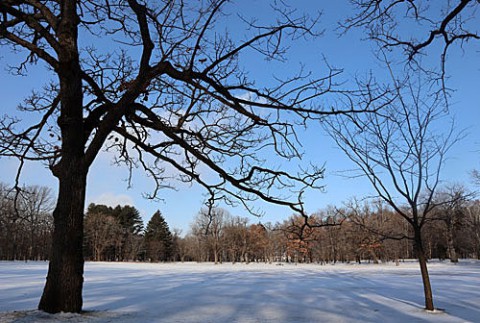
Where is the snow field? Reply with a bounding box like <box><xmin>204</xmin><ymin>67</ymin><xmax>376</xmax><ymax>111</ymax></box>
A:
<box><xmin>0</xmin><ymin>260</ymin><xmax>479</xmax><ymax>322</ymax></box>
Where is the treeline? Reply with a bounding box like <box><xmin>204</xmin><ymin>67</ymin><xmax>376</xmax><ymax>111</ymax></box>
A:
<box><xmin>83</xmin><ymin>204</ymin><xmax>177</xmax><ymax>262</ymax></box>
<box><xmin>0</xmin><ymin>183</ymin><xmax>177</xmax><ymax>262</ymax></box>
<box><xmin>1</xmin><ymin>183</ymin><xmax>480</xmax><ymax>263</ymax></box>
<box><xmin>0</xmin><ymin>183</ymin><xmax>53</xmax><ymax>260</ymax></box>
<box><xmin>181</xmin><ymin>200</ymin><xmax>480</xmax><ymax>264</ymax></box>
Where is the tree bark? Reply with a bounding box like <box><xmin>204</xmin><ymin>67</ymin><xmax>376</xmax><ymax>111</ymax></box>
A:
<box><xmin>38</xmin><ymin>1</ymin><xmax>86</xmax><ymax>311</ymax></box>
<box><xmin>414</xmin><ymin>229</ymin><xmax>435</xmax><ymax>311</ymax></box>
<box><xmin>38</xmin><ymin>168</ymin><xmax>87</xmax><ymax>313</ymax></box>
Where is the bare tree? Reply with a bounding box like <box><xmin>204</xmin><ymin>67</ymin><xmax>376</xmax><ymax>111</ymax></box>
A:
<box><xmin>433</xmin><ymin>184</ymin><xmax>475</xmax><ymax>262</ymax></box>
<box><xmin>343</xmin><ymin>199</ymin><xmax>394</xmax><ymax>264</ymax></box>
<box><xmin>18</xmin><ymin>185</ymin><xmax>54</xmax><ymax>260</ymax></box>
<box><xmin>0</xmin><ymin>1</ymin><xmax>378</xmax><ymax>313</ymax></box>
<box><xmin>275</xmin><ymin>208</ymin><xmax>343</xmax><ymax>263</ymax></box>
<box><xmin>222</xmin><ymin>215</ymin><xmax>250</xmax><ymax>263</ymax></box>
<box><xmin>472</xmin><ymin>170</ymin><xmax>480</xmax><ymax>186</ymax></box>
<box><xmin>84</xmin><ymin>210</ymin><xmax>123</xmax><ymax>261</ymax></box>
<box><xmin>0</xmin><ymin>183</ymin><xmax>54</xmax><ymax>260</ymax></box>
<box><xmin>0</xmin><ymin>183</ymin><xmax>17</xmax><ymax>260</ymax></box>
<box><xmin>191</xmin><ymin>207</ymin><xmax>229</xmax><ymax>264</ymax></box>
<box><xmin>248</xmin><ymin>223</ymin><xmax>270</xmax><ymax>263</ymax></box>
<box><xmin>325</xmin><ymin>63</ymin><xmax>461</xmax><ymax>310</ymax></box>
<box><xmin>465</xmin><ymin>200</ymin><xmax>480</xmax><ymax>258</ymax></box>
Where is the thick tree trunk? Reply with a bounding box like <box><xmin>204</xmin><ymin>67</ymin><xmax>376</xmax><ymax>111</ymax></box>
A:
<box><xmin>38</xmin><ymin>168</ymin><xmax>87</xmax><ymax>313</ymax></box>
<box><xmin>414</xmin><ymin>229</ymin><xmax>435</xmax><ymax>311</ymax></box>
<box><xmin>38</xmin><ymin>1</ymin><xmax>86</xmax><ymax>311</ymax></box>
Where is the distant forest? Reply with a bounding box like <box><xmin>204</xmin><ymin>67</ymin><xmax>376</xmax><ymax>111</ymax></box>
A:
<box><xmin>1</xmin><ymin>182</ymin><xmax>479</xmax><ymax>264</ymax></box>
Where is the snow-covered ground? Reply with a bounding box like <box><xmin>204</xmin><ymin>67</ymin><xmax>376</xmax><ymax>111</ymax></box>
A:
<box><xmin>0</xmin><ymin>260</ymin><xmax>479</xmax><ymax>322</ymax></box>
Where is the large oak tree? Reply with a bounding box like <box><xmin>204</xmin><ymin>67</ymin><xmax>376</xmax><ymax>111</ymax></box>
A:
<box><xmin>0</xmin><ymin>0</ymin><xmax>373</xmax><ymax>313</ymax></box>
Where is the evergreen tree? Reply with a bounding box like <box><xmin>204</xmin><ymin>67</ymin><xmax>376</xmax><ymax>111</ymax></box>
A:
<box><xmin>113</xmin><ymin>205</ymin><xmax>144</xmax><ymax>235</ymax></box>
<box><xmin>87</xmin><ymin>204</ymin><xmax>112</xmax><ymax>216</ymax></box>
<box><xmin>144</xmin><ymin>211</ymin><xmax>173</xmax><ymax>262</ymax></box>
<box><xmin>112</xmin><ymin>205</ymin><xmax>144</xmax><ymax>261</ymax></box>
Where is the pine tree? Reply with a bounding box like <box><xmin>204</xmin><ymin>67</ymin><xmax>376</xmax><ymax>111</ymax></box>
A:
<box><xmin>112</xmin><ymin>205</ymin><xmax>144</xmax><ymax>235</ymax></box>
<box><xmin>112</xmin><ymin>205</ymin><xmax>144</xmax><ymax>261</ymax></box>
<box><xmin>144</xmin><ymin>211</ymin><xmax>173</xmax><ymax>262</ymax></box>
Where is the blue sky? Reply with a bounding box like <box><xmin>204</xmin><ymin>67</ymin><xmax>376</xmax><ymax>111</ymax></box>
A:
<box><xmin>1</xmin><ymin>1</ymin><xmax>479</xmax><ymax>234</ymax></box>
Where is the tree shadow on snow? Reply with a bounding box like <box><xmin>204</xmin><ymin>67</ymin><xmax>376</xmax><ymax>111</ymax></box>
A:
<box><xmin>80</xmin><ymin>266</ymin><xmax>476</xmax><ymax>322</ymax></box>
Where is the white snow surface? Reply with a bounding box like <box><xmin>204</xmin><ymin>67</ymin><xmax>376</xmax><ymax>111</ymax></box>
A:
<box><xmin>0</xmin><ymin>260</ymin><xmax>479</xmax><ymax>322</ymax></box>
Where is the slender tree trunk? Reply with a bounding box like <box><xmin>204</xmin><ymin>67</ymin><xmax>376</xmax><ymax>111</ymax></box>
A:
<box><xmin>214</xmin><ymin>241</ymin><xmax>219</xmax><ymax>264</ymax></box>
<box><xmin>414</xmin><ymin>229</ymin><xmax>435</xmax><ymax>311</ymax></box>
<box><xmin>476</xmin><ymin>231</ymin><xmax>480</xmax><ymax>260</ymax></box>
<box><xmin>369</xmin><ymin>248</ymin><xmax>379</xmax><ymax>264</ymax></box>
<box><xmin>446</xmin><ymin>221</ymin><xmax>458</xmax><ymax>263</ymax></box>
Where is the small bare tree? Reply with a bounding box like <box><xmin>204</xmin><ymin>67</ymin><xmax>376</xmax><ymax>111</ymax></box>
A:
<box><xmin>325</xmin><ymin>64</ymin><xmax>461</xmax><ymax>310</ymax></box>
